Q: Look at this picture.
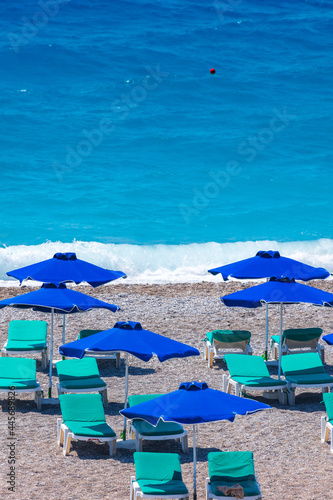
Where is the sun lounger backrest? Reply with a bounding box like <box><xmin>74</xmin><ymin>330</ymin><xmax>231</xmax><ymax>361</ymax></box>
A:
<box><xmin>128</xmin><ymin>394</ymin><xmax>165</xmax><ymax>407</ymax></box>
<box><xmin>208</xmin><ymin>451</ymin><xmax>255</xmax><ymax>482</ymax></box>
<box><xmin>323</xmin><ymin>393</ymin><xmax>333</xmax><ymax>422</ymax></box>
<box><xmin>224</xmin><ymin>354</ymin><xmax>269</xmax><ymax>378</ymax></box>
<box><xmin>78</xmin><ymin>329</ymin><xmax>103</xmax><ymax>339</ymax></box>
<box><xmin>0</xmin><ymin>357</ymin><xmax>36</xmax><ymax>380</ymax></box>
<box><xmin>56</xmin><ymin>358</ymin><xmax>100</xmax><ymax>381</ymax></box>
<box><xmin>205</xmin><ymin>330</ymin><xmax>251</xmax><ymax>345</ymax></box>
<box><xmin>283</xmin><ymin>328</ymin><xmax>322</xmax><ymax>348</ymax></box>
<box><xmin>134</xmin><ymin>452</ymin><xmax>182</xmax><ymax>481</ymax></box>
<box><xmin>8</xmin><ymin>320</ymin><xmax>47</xmax><ymax>341</ymax></box>
<box><xmin>59</xmin><ymin>393</ymin><xmax>106</xmax><ymax>422</ymax></box>
<box><xmin>281</xmin><ymin>352</ymin><xmax>325</xmax><ymax>376</ymax></box>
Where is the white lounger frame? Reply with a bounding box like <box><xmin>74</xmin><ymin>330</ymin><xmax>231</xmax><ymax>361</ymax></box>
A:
<box><xmin>1</xmin><ymin>344</ymin><xmax>49</xmax><ymax>369</ymax></box>
<box><xmin>286</xmin><ymin>383</ymin><xmax>333</xmax><ymax>405</ymax></box>
<box><xmin>321</xmin><ymin>415</ymin><xmax>333</xmax><ymax>453</ymax></box>
<box><xmin>205</xmin><ymin>477</ymin><xmax>262</xmax><ymax>500</ymax></box>
<box><xmin>205</xmin><ymin>340</ymin><xmax>252</xmax><ymax>368</ymax></box>
<box><xmin>271</xmin><ymin>338</ymin><xmax>325</xmax><ymax>364</ymax></box>
<box><xmin>130</xmin><ymin>476</ymin><xmax>189</xmax><ymax>500</ymax></box>
<box><xmin>222</xmin><ymin>374</ymin><xmax>288</xmax><ymax>405</ymax></box>
<box><xmin>57</xmin><ymin>418</ymin><xmax>116</xmax><ymax>456</ymax></box>
<box><xmin>84</xmin><ymin>350</ymin><xmax>121</xmax><ymax>369</ymax></box>
<box><xmin>56</xmin><ymin>383</ymin><xmax>108</xmax><ymax>405</ymax></box>
<box><xmin>129</xmin><ymin>421</ymin><xmax>188</xmax><ymax>452</ymax></box>
<box><xmin>1</xmin><ymin>385</ymin><xmax>43</xmax><ymax>410</ymax></box>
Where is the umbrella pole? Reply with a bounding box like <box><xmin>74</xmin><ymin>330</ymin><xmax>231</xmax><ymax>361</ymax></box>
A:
<box><xmin>48</xmin><ymin>308</ymin><xmax>54</xmax><ymax>398</ymax></box>
<box><xmin>264</xmin><ymin>303</ymin><xmax>269</xmax><ymax>361</ymax></box>
<box><xmin>122</xmin><ymin>352</ymin><xmax>129</xmax><ymax>440</ymax></box>
<box><xmin>193</xmin><ymin>424</ymin><xmax>197</xmax><ymax>500</ymax></box>
<box><xmin>62</xmin><ymin>314</ymin><xmax>66</xmax><ymax>343</ymax></box>
<box><xmin>278</xmin><ymin>304</ymin><xmax>283</xmax><ymax>379</ymax></box>
<box><xmin>62</xmin><ymin>314</ymin><xmax>66</xmax><ymax>360</ymax></box>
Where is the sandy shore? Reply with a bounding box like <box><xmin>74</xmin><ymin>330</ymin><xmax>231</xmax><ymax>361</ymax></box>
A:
<box><xmin>1</xmin><ymin>280</ymin><xmax>333</xmax><ymax>499</ymax></box>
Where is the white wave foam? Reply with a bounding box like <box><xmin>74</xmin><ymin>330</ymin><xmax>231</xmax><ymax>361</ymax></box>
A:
<box><xmin>0</xmin><ymin>239</ymin><xmax>333</xmax><ymax>285</ymax></box>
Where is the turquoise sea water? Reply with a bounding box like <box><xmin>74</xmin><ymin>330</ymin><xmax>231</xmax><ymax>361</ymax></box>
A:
<box><xmin>1</xmin><ymin>0</ymin><xmax>333</xmax><ymax>281</ymax></box>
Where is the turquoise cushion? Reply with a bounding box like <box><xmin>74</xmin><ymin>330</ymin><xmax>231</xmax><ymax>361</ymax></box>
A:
<box><xmin>5</xmin><ymin>340</ymin><xmax>47</xmax><ymax>351</ymax></box>
<box><xmin>134</xmin><ymin>452</ymin><xmax>183</xmax><ymax>482</ymax></box>
<box><xmin>8</xmin><ymin>320</ymin><xmax>47</xmax><ymax>342</ymax></box>
<box><xmin>232</xmin><ymin>375</ymin><xmax>287</xmax><ymax>387</ymax></box>
<box><xmin>286</xmin><ymin>373</ymin><xmax>333</xmax><ymax>385</ymax></box>
<box><xmin>132</xmin><ymin>419</ymin><xmax>184</xmax><ymax>436</ymax></box>
<box><xmin>281</xmin><ymin>353</ymin><xmax>325</xmax><ymax>376</ymax></box>
<box><xmin>0</xmin><ymin>378</ymin><xmax>38</xmax><ymax>389</ymax></box>
<box><xmin>0</xmin><ymin>358</ymin><xmax>37</xmax><ymax>380</ymax></box>
<box><xmin>60</xmin><ymin>377</ymin><xmax>106</xmax><ymax>389</ymax></box>
<box><xmin>59</xmin><ymin>393</ymin><xmax>106</xmax><ymax>422</ymax></box>
<box><xmin>271</xmin><ymin>335</ymin><xmax>280</xmax><ymax>345</ymax></box>
<box><xmin>205</xmin><ymin>330</ymin><xmax>251</xmax><ymax>344</ymax></box>
<box><xmin>224</xmin><ymin>354</ymin><xmax>270</xmax><ymax>378</ymax></box>
<box><xmin>137</xmin><ymin>479</ymin><xmax>188</xmax><ymax>496</ymax></box>
<box><xmin>65</xmin><ymin>420</ymin><xmax>116</xmax><ymax>437</ymax></box>
<box><xmin>323</xmin><ymin>393</ymin><xmax>333</xmax><ymax>422</ymax></box>
<box><xmin>208</xmin><ymin>451</ymin><xmax>255</xmax><ymax>483</ymax></box>
<box><xmin>210</xmin><ymin>479</ymin><xmax>261</xmax><ymax>497</ymax></box>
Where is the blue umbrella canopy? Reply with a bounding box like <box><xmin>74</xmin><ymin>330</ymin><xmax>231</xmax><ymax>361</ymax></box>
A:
<box><xmin>221</xmin><ymin>277</ymin><xmax>333</xmax><ymax>378</ymax></box>
<box><xmin>121</xmin><ymin>380</ymin><xmax>269</xmax><ymax>425</ymax></box>
<box><xmin>0</xmin><ymin>282</ymin><xmax>120</xmax><ymax>314</ymax></box>
<box><xmin>60</xmin><ymin>321</ymin><xmax>200</xmax><ymax>439</ymax></box>
<box><xmin>221</xmin><ymin>277</ymin><xmax>333</xmax><ymax>308</ymax></box>
<box><xmin>121</xmin><ymin>381</ymin><xmax>270</xmax><ymax>500</ymax></box>
<box><xmin>7</xmin><ymin>252</ymin><xmax>127</xmax><ymax>287</ymax></box>
<box><xmin>0</xmin><ymin>283</ymin><xmax>120</xmax><ymax>397</ymax></box>
<box><xmin>59</xmin><ymin>320</ymin><xmax>199</xmax><ymax>360</ymax></box>
<box><xmin>208</xmin><ymin>250</ymin><xmax>330</xmax><ymax>281</ymax></box>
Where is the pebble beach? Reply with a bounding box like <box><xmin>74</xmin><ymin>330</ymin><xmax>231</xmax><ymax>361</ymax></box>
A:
<box><xmin>1</xmin><ymin>280</ymin><xmax>333</xmax><ymax>499</ymax></box>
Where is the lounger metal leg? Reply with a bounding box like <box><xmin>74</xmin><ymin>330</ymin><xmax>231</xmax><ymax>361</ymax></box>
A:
<box><xmin>222</xmin><ymin>374</ymin><xmax>228</xmax><ymax>393</ymax></box>
<box><xmin>234</xmin><ymin>382</ymin><xmax>240</xmax><ymax>397</ymax></box>
<box><xmin>108</xmin><ymin>439</ymin><xmax>116</xmax><ymax>456</ymax></box>
<box><xmin>35</xmin><ymin>390</ymin><xmax>42</xmax><ymax>410</ymax></box>
<box><xmin>134</xmin><ymin>432</ymin><xmax>142</xmax><ymax>452</ymax></box>
<box><xmin>101</xmin><ymin>388</ymin><xmax>108</xmax><ymax>405</ymax></box>
<box><xmin>287</xmin><ymin>388</ymin><xmax>295</xmax><ymax>405</ymax></box>
<box><xmin>331</xmin><ymin>427</ymin><xmax>333</xmax><ymax>453</ymax></box>
<box><xmin>208</xmin><ymin>349</ymin><xmax>214</xmax><ymax>368</ymax></box>
<box><xmin>130</xmin><ymin>477</ymin><xmax>135</xmax><ymax>500</ymax></box>
<box><xmin>63</xmin><ymin>430</ymin><xmax>71</xmax><ymax>456</ymax></box>
<box><xmin>321</xmin><ymin>416</ymin><xmax>327</xmax><ymax>442</ymax></box>
<box><xmin>116</xmin><ymin>352</ymin><xmax>120</xmax><ymax>369</ymax></box>
<box><xmin>57</xmin><ymin>419</ymin><xmax>63</xmax><ymax>446</ymax></box>
<box><xmin>181</xmin><ymin>434</ymin><xmax>188</xmax><ymax>453</ymax></box>
<box><xmin>278</xmin><ymin>389</ymin><xmax>288</xmax><ymax>405</ymax></box>
<box><xmin>41</xmin><ymin>351</ymin><xmax>47</xmax><ymax>369</ymax></box>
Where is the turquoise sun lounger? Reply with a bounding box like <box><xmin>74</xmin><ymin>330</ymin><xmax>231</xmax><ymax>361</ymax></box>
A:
<box><xmin>2</xmin><ymin>320</ymin><xmax>48</xmax><ymax>369</ymax></box>
<box><xmin>128</xmin><ymin>394</ymin><xmax>188</xmax><ymax>452</ymax></box>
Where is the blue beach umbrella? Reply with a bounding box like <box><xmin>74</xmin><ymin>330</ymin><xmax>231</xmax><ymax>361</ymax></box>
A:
<box><xmin>208</xmin><ymin>250</ymin><xmax>330</xmax><ymax>281</ymax></box>
<box><xmin>0</xmin><ymin>283</ymin><xmax>120</xmax><ymax>397</ymax></box>
<box><xmin>209</xmin><ymin>250</ymin><xmax>330</xmax><ymax>359</ymax></box>
<box><xmin>7</xmin><ymin>252</ymin><xmax>127</xmax><ymax>287</ymax></box>
<box><xmin>60</xmin><ymin>321</ymin><xmax>200</xmax><ymax>438</ymax></box>
<box><xmin>221</xmin><ymin>277</ymin><xmax>333</xmax><ymax>377</ymax></box>
<box><xmin>121</xmin><ymin>381</ymin><xmax>270</xmax><ymax>500</ymax></box>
